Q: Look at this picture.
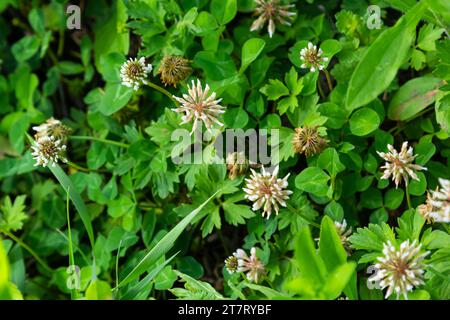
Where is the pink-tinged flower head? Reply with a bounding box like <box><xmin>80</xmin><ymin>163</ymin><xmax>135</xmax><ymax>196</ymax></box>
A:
<box><xmin>368</xmin><ymin>240</ymin><xmax>429</xmax><ymax>299</ymax></box>
<box><xmin>376</xmin><ymin>141</ymin><xmax>427</xmax><ymax>188</ymax></box>
<box><xmin>172</xmin><ymin>79</ymin><xmax>225</xmax><ymax>134</ymax></box>
<box><xmin>250</xmin><ymin>0</ymin><xmax>296</xmax><ymax>38</ymax></box>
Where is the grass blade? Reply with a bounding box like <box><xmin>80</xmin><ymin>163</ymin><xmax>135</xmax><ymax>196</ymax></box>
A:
<box><xmin>117</xmin><ymin>191</ymin><xmax>218</xmax><ymax>288</ymax></box>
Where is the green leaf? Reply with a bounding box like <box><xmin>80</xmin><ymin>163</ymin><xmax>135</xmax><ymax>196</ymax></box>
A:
<box><xmin>295</xmin><ymin>167</ymin><xmax>330</xmax><ymax>197</ymax></box>
<box><xmin>210</xmin><ymin>0</ymin><xmax>237</xmax><ymax>25</ymax></box>
<box><xmin>98</xmin><ymin>83</ymin><xmax>133</xmax><ymax>116</ymax></box>
<box><xmin>396</xmin><ymin>209</ymin><xmax>425</xmax><ymax>242</ymax></box>
<box><xmin>349</xmin><ymin>223</ymin><xmax>396</xmax><ymax>252</ymax></box>
<box><xmin>48</xmin><ymin>164</ymin><xmax>95</xmax><ymax>248</ymax></box>
<box><xmin>407</xmin><ymin>171</ymin><xmax>427</xmax><ymax>196</ymax></box>
<box><xmin>387</xmin><ymin>77</ymin><xmax>444</xmax><ymax>121</ymax></box>
<box><xmin>417</xmin><ymin>24</ymin><xmax>444</xmax><ymax>51</ymax></box>
<box><xmin>170</xmin><ymin>270</ymin><xmax>224</xmax><ymax>300</ymax></box>
<box><xmin>85</xmin><ymin>280</ymin><xmax>112</xmax><ymax>300</ymax></box>
<box><xmin>0</xmin><ymin>196</ymin><xmax>27</xmax><ymax>233</ymax></box>
<box><xmin>260</xmin><ymin>79</ymin><xmax>289</xmax><ymax>100</ymax></box>
<box><xmin>321</xmin><ymin>262</ymin><xmax>356</xmax><ymax>300</ymax></box>
<box><xmin>319</xmin><ymin>216</ymin><xmax>347</xmax><ymax>272</ymax></box>
<box><xmin>384</xmin><ymin>188</ymin><xmax>404</xmax><ymax>210</ymax></box>
<box><xmin>11</xmin><ymin>35</ymin><xmax>40</xmax><ymax>62</ymax></box>
<box><xmin>349</xmin><ymin>107</ymin><xmax>380</xmax><ymax>136</ymax></box>
<box><xmin>317</xmin><ymin>148</ymin><xmax>345</xmax><ymax>177</ymax></box>
<box><xmin>117</xmin><ymin>191</ymin><xmax>219</xmax><ymax>288</ymax></box>
<box><xmin>295</xmin><ymin>227</ymin><xmax>327</xmax><ymax>285</ymax></box>
<box><xmin>345</xmin><ymin>2</ymin><xmax>426</xmax><ymax>110</ymax></box>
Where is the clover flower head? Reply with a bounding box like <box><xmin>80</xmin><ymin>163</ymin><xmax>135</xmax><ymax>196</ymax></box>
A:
<box><xmin>243</xmin><ymin>165</ymin><xmax>292</xmax><ymax>219</ymax></box>
<box><xmin>368</xmin><ymin>240</ymin><xmax>429</xmax><ymax>299</ymax></box>
<box><xmin>120</xmin><ymin>57</ymin><xmax>152</xmax><ymax>90</ymax></box>
<box><xmin>226</xmin><ymin>152</ymin><xmax>250</xmax><ymax>180</ymax></box>
<box><xmin>224</xmin><ymin>255</ymin><xmax>239</xmax><ymax>274</ymax></box>
<box><xmin>376</xmin><ymin>141</ymin><xmax>427</xmax><ymax>188</ymax></box>
<box><xmin>334</xmin><ymin>219</ymin><xmax>352</xmax><ymax>255</ymax></box>
<box><xmin>31</xmin><ymin>136</ymin><xmax>68</xmax><ymax>168</ymax></box>
<box><xmin>420</xmin><ymin>178</ymin><xmax>450</xmax><ymax>223</ymax></box>
<box><xmin>157</xmin><ymin>55</ymin><xmax>191</xmax><ymax>87</ymax></box>
<box><xmin>300</xmin><ymin>42</ymin><xmax>329</xmax><ymax>72</ymax></box>
<box><xmin>33</xmin><ymin>117</ymin><xmax>71</xmax><ymax>141</ymax></box>
<box><xmin>292</xmin><ymin>126</ymin><xmax>327</xmax><ymax>157</ymax></box>
<box><xmin>172</xmin><ymin>79</ymin><xmax>225</xmax><ymax>134</ymax></box>
<box><xmin>233</xmin><ymin>247</ymin><xmax>265</xmax><ymax>283</ymax></box>
<box><xmin>250</xmin><ymin>0</ymin><xmax>296</xmax><ymax>38</ymax></box>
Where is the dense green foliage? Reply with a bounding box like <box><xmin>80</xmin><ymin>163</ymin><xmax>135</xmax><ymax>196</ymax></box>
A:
<box><xmin>0</xmin><ymin>0</ymin><xmax>449</xmax><ymax>300</ymax></box>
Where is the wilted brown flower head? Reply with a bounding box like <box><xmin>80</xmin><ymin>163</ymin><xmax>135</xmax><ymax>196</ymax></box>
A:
<box><xmin>33</xmin><ymin>117</ymin><xmax>72</xmax><ymax>142</ymax></box>
<box><xmin>292</xmin><ymin>126</ymin><xmax>327</xmax><ymax>157</ymax></box>
<box><xmin>250</xmin><ymin>0</ymin><xmax>296</xmax><ymax>38</ymax></box>
<box><xmin>226</xmin><ymin>152</ymin><xmax>250</xmax><ymax>180</ymax></box>
<box><xmin>157</xmin><ymin>55</ymin><xmax>191</xmax><ymax>87</ymax></box>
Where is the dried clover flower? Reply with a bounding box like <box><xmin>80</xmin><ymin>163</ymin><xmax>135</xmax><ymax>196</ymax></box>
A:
<box><xmin>33</xmin><ymin>117</ymin><xmax>71</xmax><ymax>142</ymax></box>
<box><xmin>377</xmin><ymin>142</ymin><xmax>427</xmax><ymax>188</ymax></box>
<box><xmin>243</xmin><ymin>165</ymin><xmax>292</xmax><ymax>219</ymax></box>
<box><xmin>157</xmin><ymin>55</ymin><xmax>191</xmax><ymax>87</ymax></box>
<box><xmin>300</xmin><ymin>42</ymin><xmax>329</xmax><ymax>72</ymax></box>
<box><xmin>172</xmin><ymin>79</ymin><xmax>225</xmax><ymax>134</ymax></box>
<box><xmin>226</xmin><ymin>152</ymin><xmax>250</xmax><ymax>180</ymax></box>
<box><xmin>250</xmin><ymin>0</ymin><xmax>296</xmax><ymax>38</ymax></box>
<box><xmin>419</xmin><ymin>178</ymin><xmax>450</xmax><ymax>223</ymax></box>
<box><xmin>334</xmin><ymin>219</ymin><xmax>352</xmax><ymax>255</ymax></box>
<box><xmin>234</xmin><ymin>247</ymin><xmax>265</xmax><ymax>283</ymax></box>
<box><xmin>292</xmin><ymin>126</ymin><xmax>327</xmax><ymax>157</ymax></box>
<box><xmin>120</xmin><ymin>57</ymin><xmax>152</xmax><ymax>90</ymax></box>
<box><xmin>31</xmin><ymin>136</ymin><xmax>68</xmax><ymax>167</ymax></box>
<box><xmin>368</xmin><ymin>240</ymin><xmax>429</xmax><ymax>299</ymax></box>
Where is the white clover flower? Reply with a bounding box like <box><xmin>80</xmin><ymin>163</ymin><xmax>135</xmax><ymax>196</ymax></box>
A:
<box><xmin>120</xmin><ymin>57</ymin><xmax>152</xmax><ymax>90</ymax></box>
<box><xmin>243</xmin><ymin>165</ymin><xmax>292</xmax><ymax>219</ymax></box>
<box><xmin>334</xmin><ymin>219</ymin><xmax>352</xmax><ymax>255</ymax></box>
<box><xmin>250</xmin><ymin>0</ymin><xmax>296</xmax><ymax>38</ymax></box>
<box><xmin>368</xmin><ymin>240</ymin><xmax>429</xmax><ymax>299</ymax></box>
<box><xmin>300</xmin><ymin>42</ymin><xmax>329</xmax><ymax>72</ymax></box>
<box><xmin>422</xmin><ymin>178</ymin><xmax>450</xmax><ymax>223</ymax></box>
<box><xmin>172</xmin><ymin>79</ymin><xmax>225</xmax><ymax>134</ymax></box>
<box><xmin>376</xmin><ymin>141</ymin><xmax>427</xmax><ymax>188</ymax></box>
<box><xmin>234</xmin><ymin>247</ymin><xmax>265</xmax><ymax>283</ymax></box>
<box><xmin>224</xmin><ymin>254</ymin><xmax>239</xmax><ymax>274</ymax></box>
<box><xmin>32</xmin><ymin>117</ymin><xmax>71</xmax><ymax>141</ymax></box>
<box><xmin>31</xmin><ymin>136</ymin><xmax>68</xmax><ymax>167</ymax></box>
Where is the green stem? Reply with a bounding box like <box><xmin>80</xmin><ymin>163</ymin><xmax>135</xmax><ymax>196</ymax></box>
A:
<box><xmin>1</xmin><ymin>229</ymin><xmax>52</xmax><ymax>273</ymax></box>
<box><xmin>317</xmin><ymin>79</ymin><xmax>325</xmax><ymax>100</ymax></box>
<box><xmin>323</xmin><ymin>69</ymin><xmax>333</xmax><ymax>91</ymax></box>
<box><xmin>147</xmin><ymin>81</ymin><xmax>177</xmax><ymax>104</ymax></box>
<box><xmin>405</xmin><ymin>187</ymin><xmax>411</xmax><ymax>210</ymax></box>
<box><xmin>70</xmin><ymin>136</ymin><xmax>130</xmax><ymax>148</ymax></box>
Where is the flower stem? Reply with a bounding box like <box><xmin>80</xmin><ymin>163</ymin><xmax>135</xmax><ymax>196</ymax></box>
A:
<box><xmin>323</xmin><ymin>69</ymin><xmax>333</xmax><ymax>91</ymax></box>
<box><xmin>405</xmin><ymin>187</ymin><xmax>412</xmax><ymax>210</ymax></box>
<box><xmin>70</xmin><ymin>136</ymin><xmax>129</xmax><ymax>148</ymax></box>
<box><xmin>0</xmin><ymin>229</ymin><xmax>53</xmax><ymax>273</ymax></box>
<box><xmin>147</xmin><ymin>81</ymin><xmax>178</xmax><ymax>105</ymax></box>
